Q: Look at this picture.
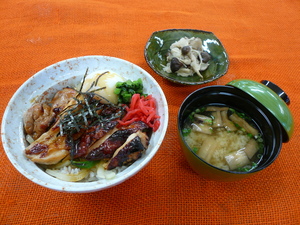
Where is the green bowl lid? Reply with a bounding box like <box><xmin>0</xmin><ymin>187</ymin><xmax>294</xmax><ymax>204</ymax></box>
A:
<box><xmin>227</xmin><ymin>79</ymin><xmax>294</xmax><ymax>142</ymax></box>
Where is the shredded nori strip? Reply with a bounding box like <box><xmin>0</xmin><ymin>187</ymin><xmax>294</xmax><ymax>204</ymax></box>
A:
<box><xmin>57</xmin><ymin>69</ymin><xmax>126</xmax><ymax>167</ymax></box>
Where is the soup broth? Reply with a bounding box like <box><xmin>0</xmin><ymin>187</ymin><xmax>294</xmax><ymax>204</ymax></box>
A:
<box><xmin>182</xmin><ymin>105</ymin><xmax>264</xmax><ymax>172</ymax></box>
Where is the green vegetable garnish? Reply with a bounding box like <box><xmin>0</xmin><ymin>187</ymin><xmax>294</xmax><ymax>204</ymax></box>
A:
<box><xmin>192</xmin><ymin>147</ymin><xmax>198</xmax><ymax>153</ymax></box>
<box><xmin>204</xmin><ymin>119</ymin><xmax>213</xmax><ymax>125</ymax></box>
<box><xmin>229</xmin><ymin>108</ymin><xmax>251</xmax><ymax>120</ymax></box>
<box><xmin>71</xmin><ymin>160</ymin><xmax>100</xmax><ymax>169</ymax></box>
<box><xmin>237</xmin><ymin>162</ymin><xmax>258</xmax><ymax>172</ymax></box>
<box><xmin>199</xmin><ymin>107</ymin><xmax>207</xmax><ymax>113</ymax></box>
<box><xmin>194</xmin><ymin>108</ymin><xmax>201</xmax><ymax>113</ymax></box>
<box><xmin>182</xmin><ymin>128</ymin><xmax>191</xmax><ymax>136</ymax></box>
<box><xmin>188</xmin><ymin>112</ymin><xmax>195</xmax><ymax>121</ymax></box>
<box><xmin>114</xmin><ymin>78</ymin><xmax>145</xmax><ymax>104</ymax></box>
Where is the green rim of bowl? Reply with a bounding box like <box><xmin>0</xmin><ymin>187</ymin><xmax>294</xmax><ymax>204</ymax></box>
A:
<box><xmin>227</xmin><ymin>79</ymin><xmax>294</xmax><ymax>141</ymax></box>
<box><xmin>144</xmin><ymin>29</ymin><xmax>229</xmax><ymax>85</ymax></box>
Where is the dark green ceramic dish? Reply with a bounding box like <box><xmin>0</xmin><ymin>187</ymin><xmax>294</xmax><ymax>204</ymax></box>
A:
<box><xmin>144</xmin><ymin>29</ymin><xmax>229</xmax><ymax>85</ymax></box>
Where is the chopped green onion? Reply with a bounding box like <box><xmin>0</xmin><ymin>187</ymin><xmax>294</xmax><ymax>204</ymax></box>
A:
<box><xmin>182</xmin><ymin>128</ymin><xmax>191</xmax><ymax>136</ymax></box>
<box><xmin>247</xmin><ymin>133</ymin><xmax>253</xmax><ymax>138</ymax></box>
<box><xmin>204</xmin><ymin>119</ymin><xmax>213</xmax><ymax>125</ymax></box>
<box><xmin>257</xmin><ymin>154</ymin><xmax>263</xmax><ymax>159</ymax></box>
<box><xmin>114</xmin><ymin>78</ymin><xmax>146</xmax><ymax>104</ymax></box>
<box><xmin>114</xmin><ymin>88</ymin><xmax>121</xmax><ymax>95</ymax></box>
<box><xmin>236</xmin><ymin>162</ymin><xmax>257</xmax><ymax>172</ymax></box>
<box><xmin>194</xmin><ymin>108</ymin><xmax>201</xmax><ymax>113</ymax></box>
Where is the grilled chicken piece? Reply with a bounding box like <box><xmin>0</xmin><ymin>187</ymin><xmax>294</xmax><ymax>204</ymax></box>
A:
<box><xmin>25</xmin><ymin>126</ymin><xmax>70</xmax><ymax>165</ymax></box>
<box><xmin>74</xmin><ymin>121</ymin><xmax>118</xmax><ymax>158</ymax></box>
<box><xmin>23</xmin><ymin>103</ymin><xmax>55</xmax><ymax>140</ymax></box>
<box><xmin>50</xmin><ymin>88</ymin><xmax>78</xmax><ymax>115</ymax></box>
<box><xmin>85</xmin><ymin>121</ymin><xmax>149</xmax><ymax>161</ymax></box>
<box><xmin>104</xmin><ymin>131</ymin><xmax>149</xmax><ymax>170</ymax></box>
<box><xmin>24</xmin><ymin>88</ymin><xmax>78</xmax><ymax>164</ymax></box>
<box><xmin>23</xmin><ymin>88</ymin><xmax>77</xmax><ymax>140</ymax></box>
<box><xmin>24</xmin><ymin>86</ymin><xmax>127</xmax><ymax>165</ymax></box>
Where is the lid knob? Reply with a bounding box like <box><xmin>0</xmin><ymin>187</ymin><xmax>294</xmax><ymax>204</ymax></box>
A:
<box><xmin>261</xmin><ymin>80</ymin><xmax>290</xmax><ymax>105</ymax></box>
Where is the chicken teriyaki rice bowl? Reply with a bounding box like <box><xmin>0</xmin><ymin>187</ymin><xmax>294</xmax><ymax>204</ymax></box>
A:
<box><xmin>23</xmin><ymin>70</ymin><xmax>160</xmax><ymax>182</ymax></box>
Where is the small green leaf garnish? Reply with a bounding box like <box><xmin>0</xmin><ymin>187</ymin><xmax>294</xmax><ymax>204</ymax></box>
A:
<box><xmin>71</xmin><ymin>160</ymin><xmax>100</xmax><ymax>169</ymax></box>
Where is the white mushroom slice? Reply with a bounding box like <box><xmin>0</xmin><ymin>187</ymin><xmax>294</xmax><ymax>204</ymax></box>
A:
<box><xmin>194</xmin><ymin>50</ymin><xmax>204</xmax><ymax>71</ymax></box>
<box><xmin>188</xmin><ymin>51</ymin><xmax>203</xmax><ymax>78</ymax></box>
<box><xmin>170</xmin><ymin>37</ymin><xmax>189</xmax><ymax>48</ymax></box>
<box><xmin>162</xmin><ymin>63</ymin><xmax>172</xmax><ymax>73</ymax></box>
<box><xmin>212</xmin><ymin>111</ymin><xmax>223</xmax><ymax>128</ymax></box>
<box><xmin>200</xmin><ymin>62</ymin><xmax>209</xmax><ymax>71</ymax></box>
<box><xmin>179</xmin><ymin>56</ymin><xmax>192</xmax><ymax>65</ymax></box>
<box><xmin>176</xmin><ymin>67</ymin><xmax>194</xmax><ymax>77</ymax></box>
<box><xmin>191</xmin><ymin>123</ymin><xmax>213</xmax><ymax>135</ymax></box>
<box><xmin>243</xmin><ymin>139</ymin><xmax>259</xmax><ymax>159</ymax></box>
<box><xmin>194</xmin><ymin>114</ymin><xmax>213</xmax><ymax>125</ymax></box>
<box><xmin>225</xmin><ymin>150</ymin><xmax>251</xmax><ymax>170</ymax></box>
<box><xmin>197</xmin><ymin>136</ymin><xmax>218</xmax><ymax>163</ymax></box>
<box><xmin>191</xmin><ymin>61</ymin><xmax>202</xmax><ymax>77</ymax></box>
<box><xmin>206</xmin><ymin>106</ymin><xmax>229</xmax><ymax>111</ymax></box>
<box><xmin>170</xmin><ymin>47</ymin><xmax>182</xmax><ymax>58</ymax></box>
<box><xmin>220</xmin><ymin>110</ymin><xmax>237</xmax><ymax>132</ymax></box>
<box><xmin>229</xmin><ymin>113</ymin><xmax>259</xmax><ymax>137</ymax></box>
<box><xmin>189</xmin><ymin>37</ymin><xmax>203</xmax><ymax>51</ymax></box>
<box><xmin>192</xmin><ymin>50</ymin><xmax>209</xmax><ymax>71</ymax></box>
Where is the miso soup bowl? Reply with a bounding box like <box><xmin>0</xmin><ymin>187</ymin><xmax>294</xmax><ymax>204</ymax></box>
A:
<box><xmin>178</xmin><ymin>79</ymin><xmax>294</xmax><ymax>181</ymax></box>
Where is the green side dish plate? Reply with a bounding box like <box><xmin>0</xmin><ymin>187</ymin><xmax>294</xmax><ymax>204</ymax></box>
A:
<box><xmin>144</xmin><ymin>29</ymin><xmax>229</xmax><ymax>85</ymax></box>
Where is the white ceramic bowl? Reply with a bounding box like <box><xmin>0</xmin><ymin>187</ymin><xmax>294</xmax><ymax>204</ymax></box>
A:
<box><xmin>1</xmin><ymin>56</ymin><xmax>169</xmax><ymax>193</ymax></box>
